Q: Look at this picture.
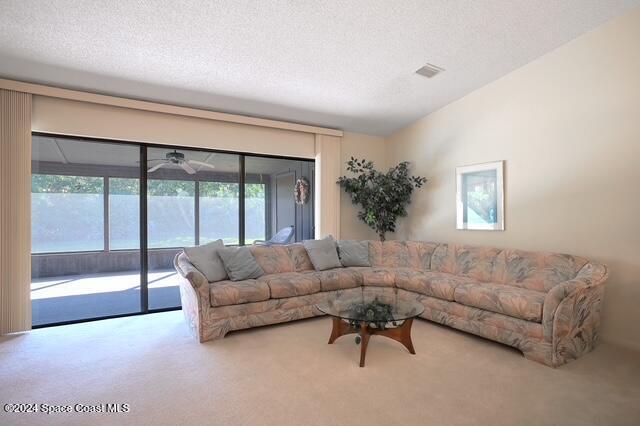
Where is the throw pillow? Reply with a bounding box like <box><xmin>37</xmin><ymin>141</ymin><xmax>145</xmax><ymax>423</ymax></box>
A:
<box><xmin>217</xmin><ymin>246</ymin><xmax>265</xmax><ymax>281</ymax></box>
<box><xmin>337</xmin><ymin>240</ymin><xmax>371</xmax><ymax>267</ymax></box>
<box><xmin>183</xmin><ymin>239</ymin><xmax>228</xmax><ymax>282</ymax></box>
<box><xmin>303</xmin><ymin>235</ymin><xmax>342</xmax><ymax>271</ymax></box>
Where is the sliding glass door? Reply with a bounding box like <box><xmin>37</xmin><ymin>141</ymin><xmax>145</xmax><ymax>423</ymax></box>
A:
<box><xmin>31</xmin><ymin>136</ymin><xmax>142</xmax><ymax>326</ymax></box>
<box><xmin>146</xmin><ymin>147</ymin><xmax>240</xmax><ymax>309</ymax></box>
<box><xmin>31</xmin><ymin>134</ymin><xmax>314</xmax><ymax>326</ymax></box>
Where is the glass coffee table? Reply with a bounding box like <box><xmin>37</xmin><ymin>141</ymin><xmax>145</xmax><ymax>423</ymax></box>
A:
<box><xmin>316</xmin><ymin>288</ymin><xmax>425</xmax><ymax>367</ymax></box>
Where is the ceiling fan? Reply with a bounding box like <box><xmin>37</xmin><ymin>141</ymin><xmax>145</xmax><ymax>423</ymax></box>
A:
<box><xmin>147</xmin><ymin>150</ymin><xmax>215</xmax><ymax>175</ymax></box>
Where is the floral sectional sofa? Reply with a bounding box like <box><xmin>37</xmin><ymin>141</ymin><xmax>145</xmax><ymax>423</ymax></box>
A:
<box><xmin>174</xmin><ymin>241</ymin><xmax>608</xmax><ymax>367</ymax></box>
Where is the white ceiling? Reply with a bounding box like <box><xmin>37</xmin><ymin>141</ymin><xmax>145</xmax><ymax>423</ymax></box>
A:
<box><xmin>2</xmin><ymin>1</ymin><xmax>638</xmax><ymax>136</ymax></box>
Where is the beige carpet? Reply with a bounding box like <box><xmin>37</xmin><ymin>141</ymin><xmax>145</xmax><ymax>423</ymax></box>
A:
<box><xmin>1</xmin><ymin>311</ymin><xmax>639</xmax><ymax>426</ymax></box>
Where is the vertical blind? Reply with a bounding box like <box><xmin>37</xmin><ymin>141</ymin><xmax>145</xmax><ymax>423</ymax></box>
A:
<box><xmin>0</xmin><ymin>89</ymin><xmax>32</xmax><ymax>334</ymax></box>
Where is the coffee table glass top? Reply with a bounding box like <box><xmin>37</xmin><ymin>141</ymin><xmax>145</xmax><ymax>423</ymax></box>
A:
<box><xmin>316</xmin><ymin>288</ymin><xmax>424</xmax><ymax>323</ymax></box>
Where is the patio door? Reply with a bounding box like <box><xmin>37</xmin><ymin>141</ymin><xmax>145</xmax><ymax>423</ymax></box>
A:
<box><xmin>31</xmin><ymin>134</ymin><xmax>315</xmax><ymax>327</ymax></box>
<box><xmin>31</xmin><ymin>136</ymin><xmax>142</xmax><ymax>326</ymax></box>
<box><xmin>146</xmin><ymin>147</ymin><xmax>240</xmax><ymax>309</ymax></box>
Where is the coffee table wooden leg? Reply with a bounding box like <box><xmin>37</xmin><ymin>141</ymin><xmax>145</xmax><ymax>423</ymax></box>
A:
<box><xmin>328</xmin><ymin>317</ymin><xmax>343</xmax><ymax>344</ymax></box>
<box><xmin>359</xmin><ymin>323</ymin><xmax>370</xmax><ymax>368</ymax></box>
<box><xmin>400</xmin><ymin>318</ymin><xmax>416</xmax><ymax>354</ymax></box>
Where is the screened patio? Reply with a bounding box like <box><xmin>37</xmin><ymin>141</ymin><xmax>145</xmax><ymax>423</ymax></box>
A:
<box><xmin>31</xmin><ymin>134</ymin><xmax>315</xmax><ymax>326</ymax></box>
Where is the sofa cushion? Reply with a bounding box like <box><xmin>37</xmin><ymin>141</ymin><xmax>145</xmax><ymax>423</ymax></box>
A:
<box><xmin>218</xmin><ymin>246</ymin><xmax>265</xmax><ymax>281</ymax></box>
<box><xmin>303</xmin><ymin>236</ymin><xmax>343</xmax><ymax>271</ymax></box>
<box><xmin>406</xmin><ymin>241</ymin><xmax>439</xmax><ymax>270</ymax></box>
<box><xmin>287</xmin><ymin>243</ymin><xmax>315</xmax><ymax>271</ymax></box>
<box><xmin>492</xmin><ymin>249</ymin><xmax>589</xmax><ymax>292</ymax></box>
<box><xmin>313</xmin><ymin>267</ymin><xmax>364</xmax><ymax>291</ymax></box>
<box><xmin>454</xmin><ymin>245</ymin><xmax>502</xmax><ymax>282</ymax></box>
<box><xmin>395</xmin><ymin>269</ymin><xmax>474</xmax><ymax>301</ymax></box>
<box><xmin>431</xmin><ymin>243</ymin><xmax>457</xmax><ymax>274</ymax></box>
<box><xmin>183</xmin><ymin>239</ymin><xmax>228</xmax><ymax>282</ymax></box>
<box><xmin>370</xmin><ymin>241</ymin><xmax>438</xmax><ymax>269</ymax></box>
<box><xmin>380</xmin><ymin>241</ymin><xmax>413</xmax><ymax>267</ymax></box>
<box><xmin>209</xmin><ymin>279</ymin><xmax>270</xmax><ymax>307</ymax></box>
<box><xmin>454</xmin><ymin>282</ymin><xmax>546</xmax><ymax>322</ymax></box>
<box><xmin>249</xmin><ymin>245</ymin><xmax>295</xmax><ymax>274</ymax></box>
<box><xmin>361</xmin><ymin>267</ymin><xmax>396</xmax><ymax>287</ymax></box>
<box><xmin>337</xmin><ymin>240</ymin><xmax>371</xmax><ymax>267</ymax></box>
<box><xmin>258</xmin><ymin>272</ymin><xmax>321</xmax><ymax>298</ymax></box>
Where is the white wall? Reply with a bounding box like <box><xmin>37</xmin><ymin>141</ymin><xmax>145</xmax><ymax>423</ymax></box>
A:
<box><xmin>386</xmin><ymin>8</ymin><xmax>640</xmax><ymax>350</ymax></box>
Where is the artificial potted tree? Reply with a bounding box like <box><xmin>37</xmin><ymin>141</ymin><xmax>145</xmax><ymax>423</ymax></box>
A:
<box><xmin>337</xmin><ymin>158</ymin><xmax>426</xmax><ymax>241</ymax></box>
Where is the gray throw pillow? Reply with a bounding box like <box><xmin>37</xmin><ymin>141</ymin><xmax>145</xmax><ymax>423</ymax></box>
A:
<box><xmin>217</xmin><ymin>246</ymin><xmax>265</xmax><ymax>281</ymax></box>
<box><xmin>183</xmin><ymin>239</ymin><xmax>228</xmax><ymax>282</ymax></box>
<box><xmin>303</xmin><ymin>235</ymin><xmax>343</xmax><ymax>271</ymax></box>
<box><xmin>337</xmin><ymin>240</ymin><xmax>371</xmax><ymax>267</ymax></box>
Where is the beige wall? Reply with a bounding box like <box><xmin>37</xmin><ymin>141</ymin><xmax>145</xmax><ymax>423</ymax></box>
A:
<box><xmin>339</xmin><ymin>132</ymin><xmax>387</xmax><ymax>240</ymax></box>
<box><xmin>386</xmin><ymin>8</ymin><xmax>640</xmax><ymax>350</ymax></box>
<box><xmin>32</xmin><ymin>96</ymin><xmax>316</xmax><ymax>159</ymax></box>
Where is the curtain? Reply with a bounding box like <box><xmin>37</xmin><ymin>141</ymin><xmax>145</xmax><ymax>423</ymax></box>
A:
<box><xmin>0</xmin><ymin>89</ymin><xmax>32</xmax><ymax>334</ymax></box>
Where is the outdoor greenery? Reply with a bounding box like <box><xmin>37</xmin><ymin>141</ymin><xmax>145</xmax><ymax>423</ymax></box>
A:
<box><xmin>31</xmin><ymin>174</ymin><xmax>268</xmax><ymax>253</ymax></box>
<box><xmin>32</xmin><ymin>174</ymin><xmax>265</xmax><ymax>198</ymax></box>
<box><xmin>337</xmin><ymin>158</ymin><xmax>426</xmax><ymax>241</ymax></box>
<box><xmin>32</xmin><ymin>174</ymin><xmax>103</xmax><ymax>194</ymax></box>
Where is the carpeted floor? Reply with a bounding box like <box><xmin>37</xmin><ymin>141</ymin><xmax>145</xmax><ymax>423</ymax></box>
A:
<box><xmin>1</xmin><ymin>311</ymin><xmax>639</xmax><ymax>426</ymax></box>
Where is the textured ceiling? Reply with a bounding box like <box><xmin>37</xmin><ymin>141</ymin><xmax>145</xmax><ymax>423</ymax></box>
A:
<box><xmin>1</xmin><ymin>1</ymin><xmax>638</xmax><ymax>136</ymax></box>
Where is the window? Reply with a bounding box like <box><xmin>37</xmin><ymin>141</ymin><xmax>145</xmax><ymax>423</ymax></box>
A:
<box><xmin>200</xmin><ymin>182</ymin><xmax>240</xmax><ymax>245</ymax></box>
<box><xmin>31</xmin><ymin>174</ymin><xmax>104</xmax><ymax>253</ymax></box>
<box><xmin>109</xmin><ymin>178</ymin><xmax>140</xmax><ymax>250</ymax></box>
<box><xmin>244</xmin><ymin>156</ymin><xmax>314</xmax><ymax>244</ymax></box>
<box><xmin>147</xmin><ymin>180</ymin><xmax>195</xmax><ymax>249</ymax></box>
<box><xmin>31</xmin><ymin>134</ymin><xmax>314</xmax><ymax>325</ymax></box>
<box><xmin>31</xmin><ymin>136</ymin><xmax>141</xmax><ymax>326</ymax></box>
<box><xmin>245</xmin><ymin>183</ymin><xmax>267</xmax><ymax>244</ymax></box>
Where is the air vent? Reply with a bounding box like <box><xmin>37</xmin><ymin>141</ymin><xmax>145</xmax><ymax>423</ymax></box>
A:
<box><xmin>415</xmin><ymin>63</ymin><xmax>445</xmax><ymax>78</ymax></box>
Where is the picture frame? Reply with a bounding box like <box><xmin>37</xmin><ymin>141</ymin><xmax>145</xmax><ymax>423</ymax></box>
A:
<box><xmin>456</xmin><ymin>161</ymin><xmax>504</xmax><ymax>230</ymax></box>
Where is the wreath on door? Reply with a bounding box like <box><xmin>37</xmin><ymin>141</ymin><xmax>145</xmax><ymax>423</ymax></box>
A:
<box><xmin>294</xmin><ymin>177</ymin><xmax>310</xmax><ymax>205</ymax></box>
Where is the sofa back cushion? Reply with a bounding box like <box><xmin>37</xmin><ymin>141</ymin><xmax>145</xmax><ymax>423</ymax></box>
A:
<box><xmin>249</xmin><ymin>245</ymin><xmax>295</xmax><ymax>274</ymax></box>
<box><xmin>431</xmin><ymin>244</ymin><xmax>501</xmax><ymax>282</ymax></box>
<box><xmin>492</xmin><ymin>249</ymin><xmax>589</xmax><ymax>292</ymax></box>
<box><xmin>408</xmin><ymin>241</ymin><xmax>439</xmax><ymax>270</ymax></box>
<box><xmin>430</xmin><ymin>243</ymin><xmax>457</xmax><ymax>274</ymax></box>
<box><xmin>369</xmin><ymin>240</ymin><xmax>437</xmax><ymax>269</ymax></box>
<box><xmin>455</xmin><ymin>245</ymin><xmax>502</xmax><ymax>282</ymax></box>
<box><xmin>286</xmin><ymin>243</ymin><xmax>315</xmax><ymax>271</ymax></box>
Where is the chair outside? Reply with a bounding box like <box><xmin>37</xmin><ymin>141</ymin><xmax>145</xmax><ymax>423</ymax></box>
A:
<box><xmin>253</xmin><ymin>226</ymin><xmax>295</xmax><ymax>246</ymax></box>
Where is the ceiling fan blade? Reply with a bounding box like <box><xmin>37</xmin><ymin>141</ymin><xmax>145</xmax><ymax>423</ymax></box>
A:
<box><xmin>188</xmin><ymin>160</ymin><xmax>215</xmax><ymax>169</ymax></box>
<box><xmin>136</xmin><ymin>158</ymin><xmax>164</xmax><ymax>163</ymax></box>
<box><xmin>180</xmin><ymin>161</ymin><xmax>197</xmax><ymax>175</ymax></box>
<box><xmin>148</xmin><ymin>162</ymin><xmax>167</xmax><ymax>173</ymax></box>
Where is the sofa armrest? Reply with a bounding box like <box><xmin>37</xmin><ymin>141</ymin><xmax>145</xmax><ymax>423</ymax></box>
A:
<box><xmin>174</xmin><ymin>252</ymin><xmax>211</xmax><ymax>303</ymax></box>
<box><xmin>174</xmin><ymin>253</ymin><xmax>212</xmax><ymax>341</ymax></box>
<box><xmin>542</xmin><ymin>262</ymin><xmax>608</xmax><ymax>366</ymax></box>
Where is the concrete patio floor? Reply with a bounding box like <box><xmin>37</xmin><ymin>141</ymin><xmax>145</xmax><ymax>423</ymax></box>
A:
<box><xmin>31</xmin><ymin>270</ymin><xmax>182</xmax><ymax>325</ymax></box>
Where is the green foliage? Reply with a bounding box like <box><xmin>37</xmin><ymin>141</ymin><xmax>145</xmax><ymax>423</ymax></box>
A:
<box><xmin>337</xmin><ymin>158</ymin><xmax>426</xmax><ymax>241</ymax></box>
<box><xmin>32</xmin><ymin>174</ymin><xmax>103</xmax><ymax>194</ymax></box>
<box><xmin>347</xmin><ymin>298</ymin><xmax>398</xmax><ymax>345</ymax></box>
<box><xmin>110</xmin><ymin>178</ymin><xmax>139</xmax><ymax>195</ymax></box>
<box><xmin>33</xmin><ymin>175</ymin><xmax>266</xmax><ymax>199</ymax></box>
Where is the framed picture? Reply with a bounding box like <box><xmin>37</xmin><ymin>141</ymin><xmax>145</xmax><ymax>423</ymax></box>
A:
<box><xmin>456</xmin><ymin>161</ymin><xmax>504</xmax><ymax>230</ymax></box>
